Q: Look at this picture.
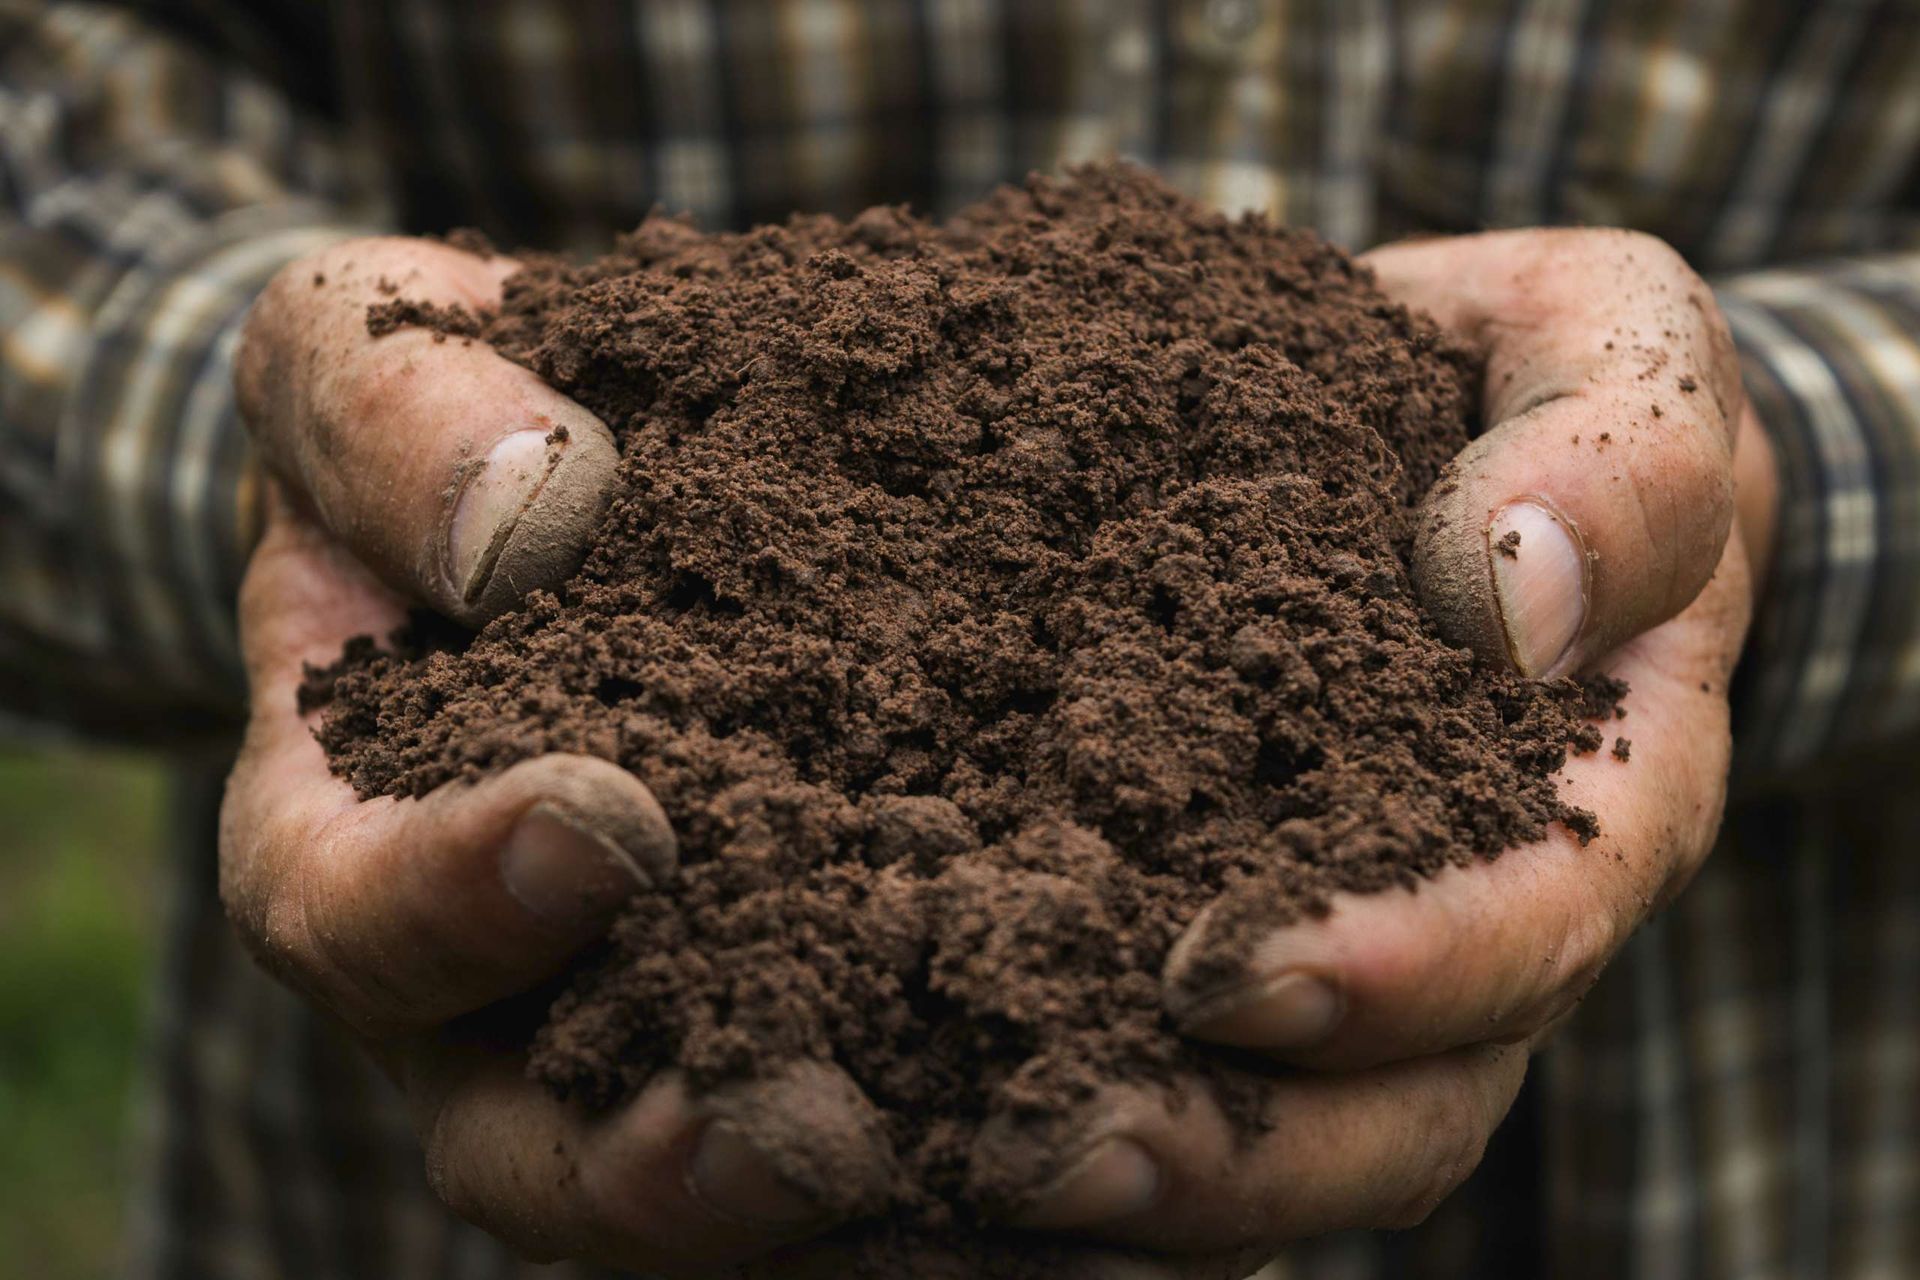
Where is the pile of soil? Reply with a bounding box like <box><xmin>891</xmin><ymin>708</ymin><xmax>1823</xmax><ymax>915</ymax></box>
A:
<box><xmin>304</xmin><ymin>165</ymin><xmax>1616</xmax><ymax>1269</ymax></box>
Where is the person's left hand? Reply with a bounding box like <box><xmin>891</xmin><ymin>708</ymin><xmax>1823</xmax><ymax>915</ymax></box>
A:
<box><xmin>222</xmin><ymin>239</ymin><xmax>899</xmax><ymax>1278</ymax></box>
<box><xmin>956</xmin><ymin>229</ymin><xmax>1777</xmax><ymax>1279</ymax></box>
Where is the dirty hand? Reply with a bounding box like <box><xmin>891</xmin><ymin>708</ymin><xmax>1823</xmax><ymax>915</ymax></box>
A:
<box><xmin>221</xmin><ymin>237</ymin><xmax>895</xmax><ymax>1276</ymax></box>
<box><xmin>974</xmin><ymin>229</ymin><xmax>1777</xmax><ymax>1277</ymax></box>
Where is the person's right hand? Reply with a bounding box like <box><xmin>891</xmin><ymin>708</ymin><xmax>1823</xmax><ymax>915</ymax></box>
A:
<box><xmin>934</xmin><ymin>228</ymin><xmax>1770</xmax><ymax>1280</ymax></box>
<box><xmin>222</xmin><ymin>237</ymin><xmax>898</xmax><ymax>1276</ymax></box>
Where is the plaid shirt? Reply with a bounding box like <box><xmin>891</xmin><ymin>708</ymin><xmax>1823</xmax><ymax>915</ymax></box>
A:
<box><xmin>3</xmin><ymin>2</ymin><xmax>1918</xmax><ymax>1277</ymax></box>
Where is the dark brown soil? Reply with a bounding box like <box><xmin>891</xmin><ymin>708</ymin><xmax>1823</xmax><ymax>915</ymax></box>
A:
<box><xmin>303</xmin><ymin>165</ymin><xmax>1616</xmax><ymax>1271</ymax></box>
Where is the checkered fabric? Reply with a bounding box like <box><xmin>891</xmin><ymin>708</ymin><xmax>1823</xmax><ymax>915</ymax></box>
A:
<box><xmin>1</xmin><ymin>3</ymin><xmax>1916</xmax><ymax>1278</ymax></box>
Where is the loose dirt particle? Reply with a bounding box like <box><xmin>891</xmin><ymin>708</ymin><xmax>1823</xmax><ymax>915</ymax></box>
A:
<box><xmin>364</xmin><ymin>298</ymin><xmax>482</xmax><ymax>340</ymax></box>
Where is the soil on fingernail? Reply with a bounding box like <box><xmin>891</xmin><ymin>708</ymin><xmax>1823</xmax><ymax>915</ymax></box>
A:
<box><xmin>300</xmin><ymin>164</ymin><xmax>1621</xmax><ymax>1275</ymax></box>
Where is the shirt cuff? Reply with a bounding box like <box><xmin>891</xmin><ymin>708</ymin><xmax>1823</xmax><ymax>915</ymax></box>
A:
<box><xmin>1</xmin><ymin>212</ymin><xmax>365</xmax><ymax>738</ymax></box>
<box><xmin>1716</xmin><ymin>253</ymin><xmax>1920</xmax><ymax>780</ymax></box>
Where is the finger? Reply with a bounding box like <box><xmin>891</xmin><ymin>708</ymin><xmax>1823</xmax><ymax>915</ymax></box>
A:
<box><xmin>406</xmin><ymin>1044</ymin><xmax>897</xmax><ymax>1277</ymax></box>
<box><xmin>973</xmin><ymin>1046</ymin><xmax>1527</xmax><ymax>1252</ymax></box>
<box><xmin>1161</xmin><ymin>532</ymin><xmax>1751</xmax><ymax>1069</ymax></box>
<box><xmin>221</xmin><ymin>503</ymin><xmax>674</xmax><ymax>1033</ymax></box>
<box><xmin>1366</xmin><ymin>229</ymin><xmax>1740</xmax><ymax>675</ymax></box>
<box><xmin>237</xmin><ymin>236</ymin><xmax>617</xmax><ymax>625</ymax></box>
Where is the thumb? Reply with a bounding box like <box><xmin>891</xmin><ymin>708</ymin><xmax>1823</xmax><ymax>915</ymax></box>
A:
<box><xmin>1368</xmin><ymin>229</ymin><xmax>1739</xmax><ymax>676</ymax></box>
<box><xmin>1414</xmin><ymin>403</ymin><xmax>1733</xmax><ymax>677</ymax></box>
<box><xmin>237</xmin><ymin>236</ymin><xmax>616</xmax><ymax>626</ymax></box>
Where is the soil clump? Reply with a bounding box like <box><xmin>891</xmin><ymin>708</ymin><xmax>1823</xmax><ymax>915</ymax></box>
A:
<box><xmin>303</xmin><ymin>165</ymin><xmax>1617</xmax><ymax>1273</ymax></box>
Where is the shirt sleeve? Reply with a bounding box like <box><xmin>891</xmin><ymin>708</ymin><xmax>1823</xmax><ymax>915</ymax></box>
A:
<box><xmin>1716</xmin><ymin>250</ymin><xmax>1920</xmax><ymax>779</ymax></box>
<box><xmin>0</xmin><ymin>3</ymin><xmax>384</xmax><ymax>741</ymax></box>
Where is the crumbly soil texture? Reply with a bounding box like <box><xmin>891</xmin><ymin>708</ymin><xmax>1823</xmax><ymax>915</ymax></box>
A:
<box><xmin>305</xmin><ymin>165</ymin><xmax>1617</xmax><ymax>1269</ymax></box>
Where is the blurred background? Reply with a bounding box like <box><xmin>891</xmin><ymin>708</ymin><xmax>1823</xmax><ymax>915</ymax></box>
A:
<box><xmin>0</xmin><ymin>748</ymin><xmax>166</xmax><ymax>1280</ymax></box>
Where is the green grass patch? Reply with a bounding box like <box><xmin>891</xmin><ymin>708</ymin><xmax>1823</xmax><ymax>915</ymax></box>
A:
<box><xmin>0</xmin><ymin>748</ymin><xmax>167</xmax><ymax>1280</ymax></box>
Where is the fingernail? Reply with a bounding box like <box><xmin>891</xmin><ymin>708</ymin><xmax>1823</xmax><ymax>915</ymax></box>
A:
<box><xmin>499</xmin><ymin>804</ymin><xmax>648</xmax><ymax>928</ymax></box>
<box><xmin>1012</xmin><ymin>1138</ymin><xmax>1161</xmax><ymax>1230</ymax></box>
<box><xmin>448</xmin><ymin>429</ymin><xmax>559</xmax><ymax>605</ymax></box>
<box><xmin>686</xmin><ymin>1120</ymin><xmax>827</xmax><ymax>1229</ymax></box>
<box><xmin>1489</xmin><ymin>500</ymin><xmax>1587</xmax><ymax>677</ymax></box>
<box><xmin>1178</xmin><ymin>969</ymin><xmax>1344</xmax><ymax>1050</ymax></box>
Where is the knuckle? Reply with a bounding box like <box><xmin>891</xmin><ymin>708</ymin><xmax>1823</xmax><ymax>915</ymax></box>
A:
<box><xmin>417</xmin><ymin>1086</ymin><xmax>568</xmax><ymax>1267</ymax></box>
<box><xmin>409</xmin><ymin>1065</ymin><xmax>482</xmax><ymax>1221</ymax></box>
<box><xmin>1496</xmin><ymin>229</ymin><xmax>1696</xmax><ymax>336</ymax></box>
<box><xmin>1619</xmin><ymin>425</ymin><xmax>1734</xmax><ymax>612</ymax></box>
<box><xmin>1520</xmin><ymin>899</ymin><xmax>1621</xmax><ymax>1033</ymax></box>
<box><xmin>1381</xmin><ymin>1106</ymin><xmax>1486</xmax><ymax>1229</ymax></box>
<box><xmin>238</xmin><ymin>269</ymin><xmax>313</xmax><ymax>428</ymax></box>
<box><xmin>1577</xmin><ymin>230</ymin><xmax>1747</xmax><ymax>418</ymax></box>
<box><xmin>1650</xmin><ymin>787</ymin><xmax>1731</xmax><ymax>912</ymax></box>
<box><xmin>255</xmin><ymin>236</ymin><xmax>388</xmax><ymax>319</ymax></box>
<box><xmin>216</xmin><ymin>790</ymin><xmax>320</xmax><ymax>987</ymax></box>
<box><xmin>421</xmin><ymin>1114</ymin><xmax>466</xmax><ymax>1215</ymax></box>
<box><xmin>297</xmin><ymin>868</ymin><xmax>427</xmax><ymax>1029</ymax></box>
<box><xmin>1666</xmin><ymin>421</ymin><xmax>1739</xmax><ymax>512</ymax></box>
<box><xmin>264</xmin><ymin>873</ymin><xmax>336</xmax><ymax>992</ymax></box>
<box><xmin>247</xmin><ymin>234</ymin><xmax>425</xmax><ymax>452</ymax></box>
<box><xmin>307</xmin><ymin>235</ymin><xmax>415</xmax><ymax>283</ymax></box>
<box><xmin>1585</xmin><ymin>227</ymin><xmax>1694</xmax><ymax>285</ymax></box>
<box><xmin>1557</xmin><ymin>911</ymin><xmax>1619</xmax><ymax>996</ymax></box>
<box><xmin>221</xmin><ymin>817</ymin><xmax>416</xmax><ymax>1030</ymax></box>
<box><xmin>253</xmin><ymin>252</ymin><xmax>317</xmax><ymax>322</ymax></box>
<box><xmin>224</xmin><ymin>856</ymin><xmax>328</xmax><ymax>998</ymax></box>
<box><xmin>335</xmin><ymin>341</ymin><xmax>429</xmax><ymax>430</ymax></box>
<box><xmin>1376</xmin><ymin>1051</ymin><xmax>1518</xmax><ymax>1229</ymax></box>
<box><xmin>419</xmin><ymin>1112</ymin><xmax>535</xmax><ymax>1260</ymax></box>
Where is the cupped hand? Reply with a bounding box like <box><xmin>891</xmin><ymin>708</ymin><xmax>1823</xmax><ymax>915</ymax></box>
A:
<box><xmin>967</xmin><ymin>229</ymin><xmax>1776</xmax><ymax>1277</ymax></box>
<box><xmin>222</xmin><ymin>238</ymin><xmax>896</xmax><ymax>1276</ymax></box>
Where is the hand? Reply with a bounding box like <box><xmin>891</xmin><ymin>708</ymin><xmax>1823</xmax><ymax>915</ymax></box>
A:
<box><xmin>222</xmin><ymin>238</ymin><xmax>896</xmax><ymax>1276</ymax></box>
<box><xmin>967</xmin><ymin>229</ymin><xmax>1775</xmax><ymax>1277</ymax></box>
